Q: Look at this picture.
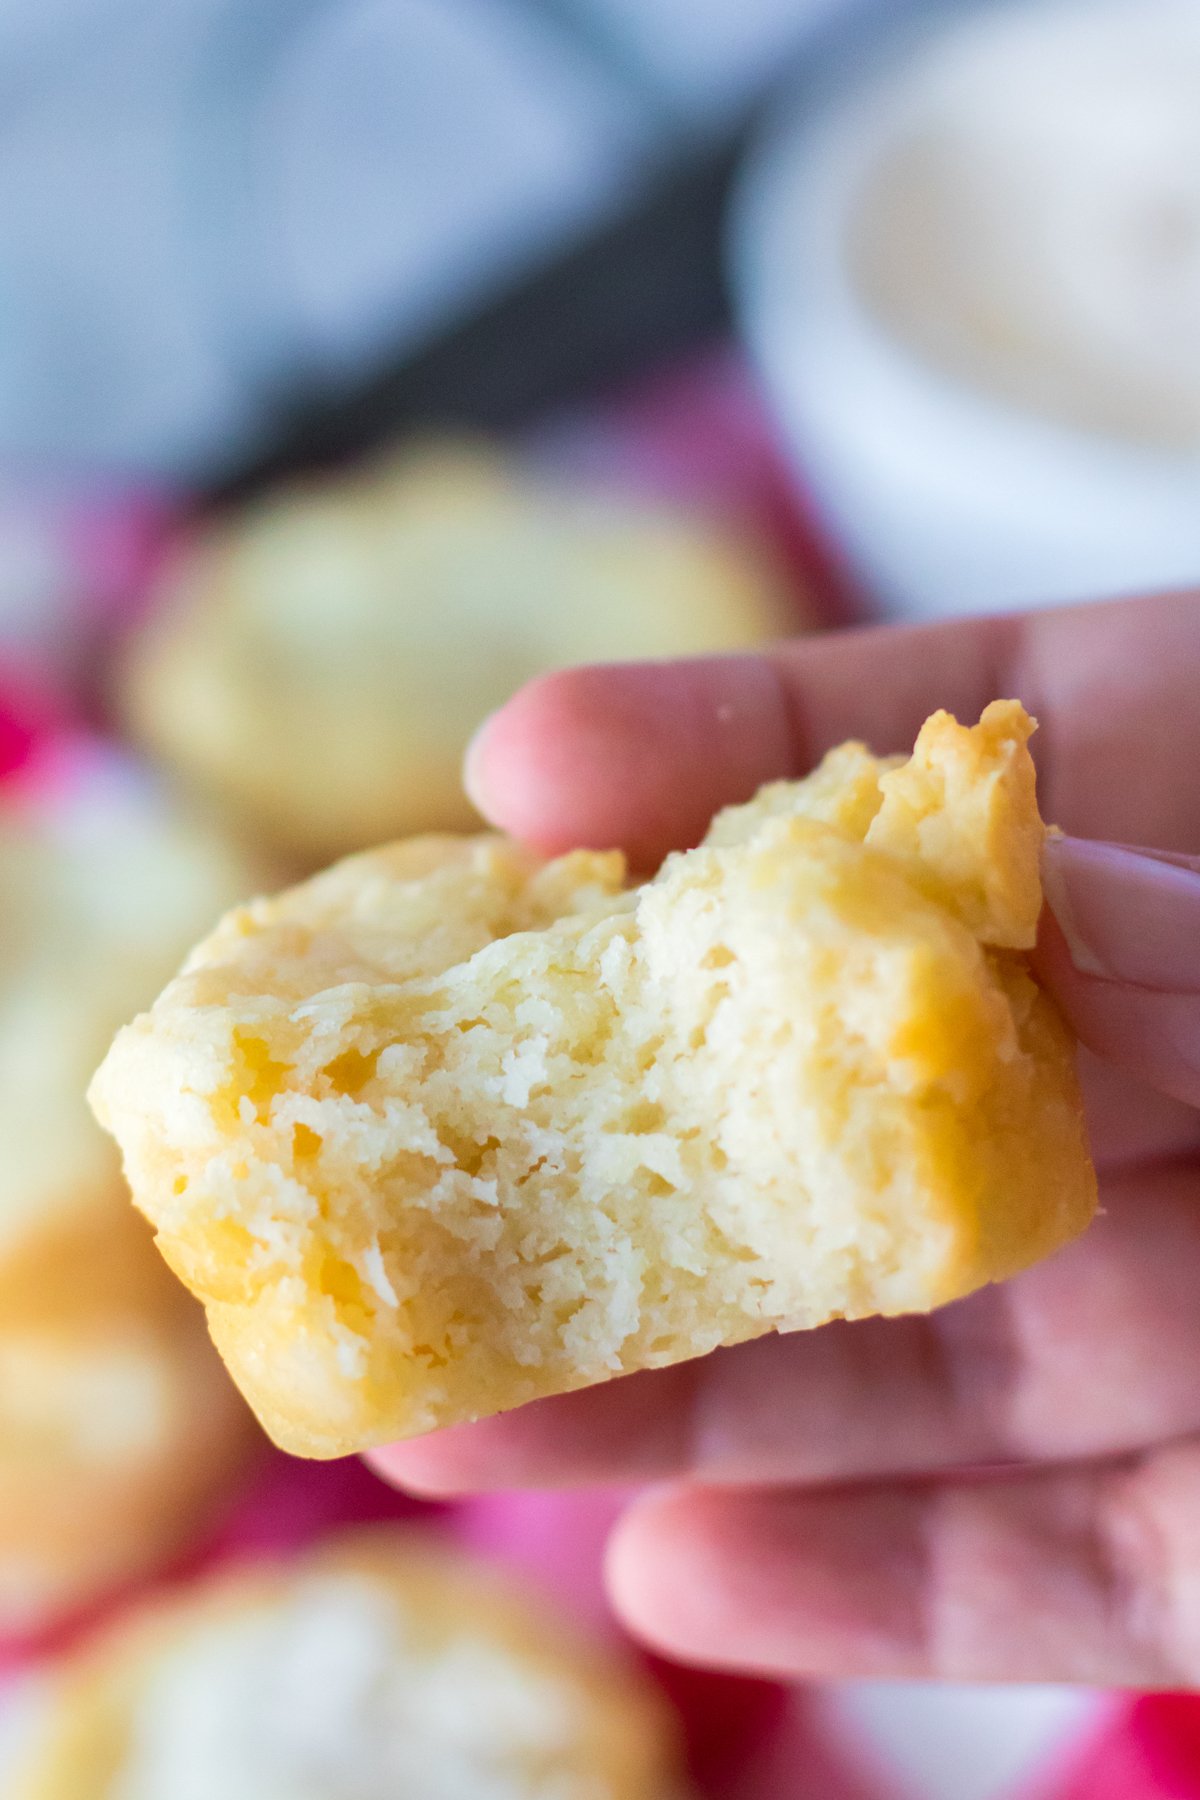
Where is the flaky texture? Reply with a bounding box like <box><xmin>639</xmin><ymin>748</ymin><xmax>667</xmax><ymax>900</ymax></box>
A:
<box><xmin>118</xmin><ymin>441</ymin><xmax>794</xmax><ymax>863</ymax></box>
<box><xmin>0</xmin><ymin>790</ymin><xmax>262</xmax><ymax>1632</ymax></box>
<box><xmin>8</xmin><ymin>1529</ymin><xmax>685</xmax><ymax>1800</ymax></box>
<box><xmin>91</xmin><ymin>702</ymin><xmax>1096</xmax><ymax>1459</ymax></box>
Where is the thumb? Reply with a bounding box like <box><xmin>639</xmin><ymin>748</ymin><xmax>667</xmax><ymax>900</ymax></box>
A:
<box><xmin>1038</xmin><ymin>835</ymin><xmax>1200</xmax><ymax>1109</ymax></box>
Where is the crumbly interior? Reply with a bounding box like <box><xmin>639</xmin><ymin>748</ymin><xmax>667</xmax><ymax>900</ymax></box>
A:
<box><xmin>119</xmin><ymin>442</ymin><xmax>790</xmax><ymax>860</ymax></box>
<box><xmin>10</xmin><ymin>1535</ymin><xmax>682</xmax><ymax>1800</ymax></box>
<box><xmin>91</xmin><ymin>702</ymin><xmax>1096</xmax><ymax>1458</ymax></box>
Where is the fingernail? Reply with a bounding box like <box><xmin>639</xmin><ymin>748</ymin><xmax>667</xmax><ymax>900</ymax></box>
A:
<box><xmin>463</xmin><ymin>710</ymin><xmax>500</xmax><ymax>817</ymax></box>
<box><xmin>1042</xmin><ymin>836</ymin><xmax>1200</xmax><ymax>991</ymax></box>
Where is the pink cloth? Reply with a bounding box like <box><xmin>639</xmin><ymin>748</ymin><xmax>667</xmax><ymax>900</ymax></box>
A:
<box><xmin>1032</xmin><ymin>1696</ymin><xmax>1200</xmax><ymax>1800</ymax></box>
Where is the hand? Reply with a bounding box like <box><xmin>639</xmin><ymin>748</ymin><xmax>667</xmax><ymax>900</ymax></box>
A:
<box><xmin>373</xmin><ymin>592</ymin><xmax>1200</xmax><ymax>1689</ymax></box>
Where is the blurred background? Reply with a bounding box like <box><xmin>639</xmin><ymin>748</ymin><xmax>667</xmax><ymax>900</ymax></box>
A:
<box><xmin>0</xmin><ymin>1</ymin><xmax>1198</xmax><ymax>1796</ymax></box>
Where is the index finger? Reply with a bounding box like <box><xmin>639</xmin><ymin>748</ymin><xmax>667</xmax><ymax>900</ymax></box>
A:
<box><xmin>464</xmin><ymin>592</ymin><xmax>1200</xmax><ymax>868</ymax></box>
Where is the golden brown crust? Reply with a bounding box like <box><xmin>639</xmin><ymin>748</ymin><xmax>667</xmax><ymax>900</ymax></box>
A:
<box><xmin>92</xmin><ymin>703</ymin><xmax>1096</xmax><ymax>1459</ymax></box>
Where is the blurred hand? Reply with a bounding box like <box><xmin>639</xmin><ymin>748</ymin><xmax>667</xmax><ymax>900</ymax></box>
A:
<box><xmin>373</xmin><ymin>592</ymin><xmax>1200</xmax><ymax>1690</ymax></box>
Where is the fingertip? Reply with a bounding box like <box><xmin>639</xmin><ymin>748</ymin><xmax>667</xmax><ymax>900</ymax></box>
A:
<box><xmin>462</xmin><ymin>656</ymin><xmax>796</xmax><ymax>867</ymax></box>
<box><xmin>368</xmin><ymin>1372</ymin><xmax>695</xmax><ymax>1497</ymax></box>
<box><xmin>464</xmin><ymin>666</ymin><xmax>614</xmax><ymax>851</ymax></box>
<box><xmin>605</xmin><ymin>1484</ymin><xmax>801</xmax><ymax>1669</ymax></box>
<box><xmin>462</xmin><ymin>708</ymin><xmax>503</xmax><ymax>822</ymax></box>
<box><xmin>605</xmin><ymin>1485</ymin><xmax>717</xmax><ymax>1660</ymax></box>
<box><xmin>606</xmin><ymin>1484</ymin><xmax>926</xmax><ymax>1679</ymax></box>
<box><xmin>1035</xmin><ymin>847</ymin><xmax>1200</xmax><ymax>1110</ymax></box>
<box><xmin>365</xmin><ymin>1425</ymin><xmax>504</xmax><ymax>1498</ymax></box>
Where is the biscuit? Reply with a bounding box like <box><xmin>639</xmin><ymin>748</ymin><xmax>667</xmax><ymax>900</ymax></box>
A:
<box><xmin>0</xmin><ymin>1206</ymin><xmax>252</xmax><ymax>1638</ymax></box>
<box><xmin>0</xmin><ymin>780</ymin><xmax>262</xmax><ymax>1631</ymax></box>
<box><xmin>0</xmin><ymin>784</ymin><xmax>262</xmax><ymax>1270</ymax></box>
<box><xmin>118</xmin><ymin>442</ymin><xmax>794</xmax><ymax>863</ymax></box>
<box><xmin>91</xmin><ymin>702</ymin><xmax>1096</xmax><ymax>1458</ymax></box>
<box><xmin>8</xmin><ymin>1528</ymin><xmax>685</xmax><ymax>1800</ymax></box>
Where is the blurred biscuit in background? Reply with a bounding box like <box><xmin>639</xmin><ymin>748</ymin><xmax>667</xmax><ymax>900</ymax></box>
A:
<box><xmin>119</xmin><ymin>440</ymin><xmax>796</xmax><ymax>865</ymax></box>
<box><xmin>0</xmin><ymin>786</ymin><xmax>262</xmax><ymax>1267</ymax></box>
<box><xmin>0</xmin><ymin>1207</ymin><xmax>251</xmax><ymax>1641</ymax></box>
<box><xmin>8</xmin><ymin>1526</ymin><xmax>687</xmax><ymax>1799</ymax></box>
<box><xmin>0</xmin><ymin>775</ymin><xmax>264</xmax><ymax>1636</ymax></box>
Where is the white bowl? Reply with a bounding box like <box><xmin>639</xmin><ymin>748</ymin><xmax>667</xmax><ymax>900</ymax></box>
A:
<box><xmin>730</xmin><ymin>0</ymin><xmax>1200</xmax><ymax>621</ymax></box>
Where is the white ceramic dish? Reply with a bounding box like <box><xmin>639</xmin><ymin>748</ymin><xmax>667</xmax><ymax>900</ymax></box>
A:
<box><xmin>731</xmin><ymin>0</ymin><xmax>1200</xmax><ymax>621</ymax></box>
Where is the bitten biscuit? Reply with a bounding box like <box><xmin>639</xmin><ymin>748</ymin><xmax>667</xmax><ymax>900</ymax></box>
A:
<box><xmin>8</xmin><ymin>1529</ymin><xmax>685</xmax><ymax>1800</ymax></box>
<box><xmin>91</xmin><ymin>703</ymin><xmax>1096</xmax><ymax>1459</ymax></box>
<box><xmin>118</xmin><ymin>441</ymin><xmax>795</xmax><ymax>863</ymax></box>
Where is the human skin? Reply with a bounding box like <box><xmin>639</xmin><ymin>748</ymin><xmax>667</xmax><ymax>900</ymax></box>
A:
<box><xmin>372</xmin><ymin>591</ymin><xmax>1200</xmax><ymax>1689</ymax></box>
